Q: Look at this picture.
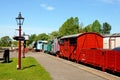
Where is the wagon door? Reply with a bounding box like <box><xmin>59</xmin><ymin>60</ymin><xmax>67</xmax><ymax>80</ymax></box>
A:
<box><xmin>109</xmin><ymin>37</ymin><xmax>116</xmax><ymax>49</ymax></box>
<box><xmin>69</xmin><ymin>38</ymin><xmax>77</xmax><ymax>60</ymax></box>
<box><xmin>64</xmin><ymin>39</ymin><xmax>70</xmax><ymax>58</ymax></box>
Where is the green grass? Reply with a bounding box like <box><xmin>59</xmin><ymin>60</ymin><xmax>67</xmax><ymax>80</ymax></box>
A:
<box><xmin>0</xmin><ymin>57</ymin><xmax>52</xmax><ymax>80</ymax></box>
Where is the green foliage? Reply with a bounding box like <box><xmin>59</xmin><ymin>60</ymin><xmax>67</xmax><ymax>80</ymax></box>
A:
<box><xmin>36</xmin><ymin>33</ymin><xmax>49</xmax><ymax>40</ymax></box>
<box><xmin>12</xmin><ymin>41</ymin><xmax>18</xmax><ymax>47</ymax></box>
<box><xmin>102</xmin><ymin>22</ymin><xmax>111</xmax><ymax>34</ymax></box>
<box><xmin>27</xmin><ymin>33</ymin><xmax>49</xmax><ymax>46</ymax></box>
<box><xmin>0</xmin><ymin>57</ymin><xmax>52</xmax><ymax>80</ymax></box>
<box><xmin>27</xmin><ymin>34</ymin><xmax>37</xmax><ymax>45</ymax></box>
<box><xmin>91</xmin><ymin>20</ymin><xmax>101</xmax><ymax>33</ymax></box>
<box><xmin>48</xmin><ymin>31</ymin><xmax>59</xmax><ymax>40</ymax></box>
<box><xmin>81</xmin><ymin>20</ymin><xmax>112</xmax><ymax>34</ymax></box>
<box><xmin>0</xmin><ymin>36</ymin><xmax>12</xmax><ymax>47</ymax></box>
<box><xmin>59</xmin><ymin>17</ymin><xmax>80</xmax><ymax>37</ymax></box>
<box><xmin>83</xmin><ymin>24</ymin><xmax>92</xmax><ymax>32</ymax></box>
<box><xmin>79</xmin><ymin>23</ymin><xmax>84</xmax><ymax>33</ymax></box>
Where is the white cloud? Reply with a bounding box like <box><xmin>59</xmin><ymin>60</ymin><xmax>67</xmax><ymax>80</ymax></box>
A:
<box><xmin>40</xmin><ymin>4</ymin><xmax>55</xmax><ymax>11</ymax></box>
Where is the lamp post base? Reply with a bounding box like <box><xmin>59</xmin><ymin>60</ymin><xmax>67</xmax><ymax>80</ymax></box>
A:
<box><xmin>17</xmin><ymin>65</ymin><xmax>21</xmax><ymax>70</ymax></box>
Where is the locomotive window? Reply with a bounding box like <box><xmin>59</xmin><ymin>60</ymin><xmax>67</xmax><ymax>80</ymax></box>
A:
<box><xmin>59</xmin><ymin>39</ymin><xmax>64</xmax><ymax>45</ymax></box>
<box><xmin>70</xmin><ymin>38</ymin><xmax>77</xmax><ymax>45</ymax></box>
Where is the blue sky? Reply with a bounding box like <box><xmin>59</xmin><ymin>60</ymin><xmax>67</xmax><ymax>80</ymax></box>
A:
<box><xmin>0</xmin><ymin>0</ymin><xmax>120</xmax><ymax>38</ymax></box>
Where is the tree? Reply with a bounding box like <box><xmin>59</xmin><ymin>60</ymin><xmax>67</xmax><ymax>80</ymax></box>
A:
<box><xmin>91</xmin><ymin>20</ymin><xmax>101</xmax><ymax>33</ymax></box>
<box><xmin>48</xmin><ymin>31</ymin><xmax>59</xmax><ymax>40</ymax></box>
<box><xmin>0</xmin><ymin>36</ymin><xmax>12</xmax><ymax>47</ymax></box>
<box><xmin>12</xmin><ymin>41</ymin><xmax>18</xmax><ymax>47</ymax></box>
<box><xmin>59</xmin><ymin>17</ymin><xmax>80</xmax><ymax>37</ymax></box>
<box><xmin>79</xmin><ymin>23</ymin><xmax>84</xmax><ymax>33</ymax></box>
<box><xmin>102</xmin><ymin>22</ymin><xmax>111</xmax><ymax>34</ymax></box>
<box><xmin>83</xmin><ymin>24</ymin><xmax>92</xmax><ymax>32</ymax></box>
<box><xmin>36</xmin><ymin>33</ymin><xmax>49</xmax><ymax>40</ymax></box>
<box><xmin>27</xmin><ymin>34</ymin><xmax>37</xmax><ymax>45</ymax></box>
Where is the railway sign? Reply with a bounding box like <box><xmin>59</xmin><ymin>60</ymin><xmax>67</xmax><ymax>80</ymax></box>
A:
<box><xmin>13</xmin><ymin>36</ymin><xmax>25</xmax><ymax>41</ymax></box>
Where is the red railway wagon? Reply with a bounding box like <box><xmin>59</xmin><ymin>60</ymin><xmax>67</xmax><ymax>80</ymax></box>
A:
<box><xmin>59</xmin><ymin>35</ymin><xmax>77</xmax><ymax>59</ymax></box>
<box><xmin>59</xmin><ymin>32</ymin><xmax>103</xmax><ymax>61</ymax></box>
<box><xmin>115</xmin><ymin>51</ymin><xmax>120</xmax><ymax>72</ymax></box>
<box><xmin>78</xmin><ymin>49</ymin><xmax>120</xmax><ymax>72</ymax></box>
<box><xmin>79</xmin><ymin>49</ymin><xmax>105</xmax><ymax>71</ymax></box>
<box><xmin>104</xmin><ymin>50</ymin><xmax>120</xmax><ymax>73</ymax></box>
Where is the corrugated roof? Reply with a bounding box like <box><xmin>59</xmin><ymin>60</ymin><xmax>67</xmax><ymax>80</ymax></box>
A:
<box><xmin>112</xmin><ymin>33</ymin><xmax>120</xmax><ymax>36</ymax></box>
<box><xmin>60</xmin><ymin>33</ymin><xmax>82</xmax><ymax>39</ymax></box>
<box><xmin>103</xmin><ymin>33</ymin><xmax>120</xmax><ymax>37</ymax></box>
<box><xmin>60</xmin><ymin>32</ymin><xmax>103</xmax><ymax>39</ymax></box>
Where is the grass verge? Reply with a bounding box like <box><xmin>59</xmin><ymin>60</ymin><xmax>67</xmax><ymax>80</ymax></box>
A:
<box><xmin>0</xmin><ymin>57</ymin><xmax>52</xmax><ymax>80</ymax></box>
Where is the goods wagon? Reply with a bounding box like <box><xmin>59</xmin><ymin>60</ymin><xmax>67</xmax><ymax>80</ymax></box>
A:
<box><xmin>47</xmin><ymin>37</ymin><xmax>60</xmax><ymax>55</ymax></box>
<box><xmin>42</xmin><ymin>41</ymin><xmax>48</xmax><ymax>52</ymax></box>
<box><xmin>52</xmin><ymin>37</ymin><xmax>60</xmax><ymax>55</ymax></box>
<box><xmin>32</xmin><ymin>40</ymin><xmax>48</xmax><ymax>52</ymax></box>
<box><xmin>103</xmin><ymin>33</ymin><xmax>120</xmax><ymax>49</ymax></box>
<box><xmin>104</xmin><ymin>50</ymin><xmax>120</xmax><ymax>73</ymax></box>
<box><xmin>36</xmin><ymin>40</ymin><xmax>43</xmax><ymax>51</ymax></box>
<box><xmin>47</xmin><ymin>41</ymin><xmax>53</xmax><ymax>53</ymax></box>
<box><xmin>78</xmin><ymin>49</ymin><xmax>105</xmax><ymax>71</ymax></box>
<box><xmin>59</xmin><ymin>32</ymin><xmax>103</xmax><ymax>61</ymax></box>
<box><xmin>75</xmin><ymin>49</ymin><xmax>120</xmax><ymax>73</ymax></box>
<box><xmin>59</xmin><ymin>34</ymin><xmax>78</xmax><ymax>59</ymax></box>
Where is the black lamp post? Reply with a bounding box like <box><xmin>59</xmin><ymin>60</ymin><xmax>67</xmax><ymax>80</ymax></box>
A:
<box><xmin>16</xmin><ymin>12</ymin><xmax>24</xmax><ymax>70</ymax></box>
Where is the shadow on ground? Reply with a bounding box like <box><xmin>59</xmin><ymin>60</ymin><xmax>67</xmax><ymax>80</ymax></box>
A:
<box><xmin>0</xmin><ymin>58</ymin><xmax>13</xmax><ymax>63</ymax></box>
<box><xmin>22</xmin><ymin>65</ymin><xmax>36</xmax><ymax>70</ymax></box>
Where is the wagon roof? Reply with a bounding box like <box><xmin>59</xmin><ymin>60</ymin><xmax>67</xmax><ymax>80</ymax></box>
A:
<box><xmin>60</xmin><ymin>32</ymin><xmax>103</xmax><ymax>39</ymax></box>
<box><xmin>60</xmin><ymin>33</ymin><xmax>82</xmax><ymax>39</ymax></box>
<box><xmin>38</xmin><ymin>40</ymin><xmax>48</xmax><ymax>43</ymax></box>
<box><xmin>103</xmin><ymin>33</ymin><xmax>120</xmax><ymax>37</ymax></box>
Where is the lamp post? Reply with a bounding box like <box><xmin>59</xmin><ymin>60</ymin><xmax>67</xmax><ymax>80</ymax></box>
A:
<box><xmin>16</xmin><ymin>12</ymin><xmax>24</xmax><ymax>70</ymax></box>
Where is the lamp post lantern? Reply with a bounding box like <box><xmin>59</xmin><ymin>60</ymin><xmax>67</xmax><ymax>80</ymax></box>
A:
<box><xmin>16</xmin><ymin>12</ymin><xmax>24</xmax><ymax>70</ymax></box>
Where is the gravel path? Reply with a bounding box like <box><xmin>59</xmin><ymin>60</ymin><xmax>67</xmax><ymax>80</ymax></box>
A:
<box><xmin>26</xmin><ymin>52</ymin><xmax>107</xmax><ymax>80</ymax></box>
